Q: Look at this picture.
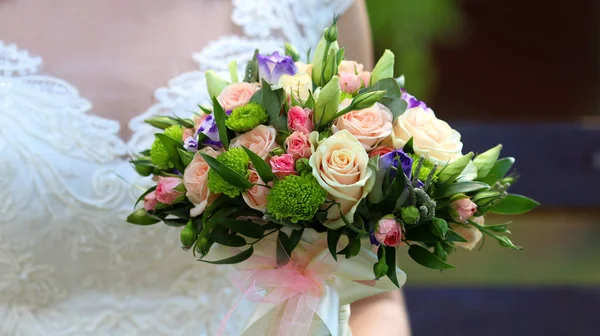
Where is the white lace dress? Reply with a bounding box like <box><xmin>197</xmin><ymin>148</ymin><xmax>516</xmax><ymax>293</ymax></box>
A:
<box><xmin>0</xmin><ymin>1</ymin><xmax>354</xmax><ymax>335</ymax></box>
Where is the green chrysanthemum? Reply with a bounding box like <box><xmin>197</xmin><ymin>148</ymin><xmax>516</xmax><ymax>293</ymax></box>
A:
<box><xmin>150</xmin><ymin>125</ymin><xmax>184</xmax><ymax>169</ymax></box>
<box><xmin>207</xmin><ymin>147</ymin><xmax>250</xmax><ymax>197</ymax></box>
<box><xmin>267</xmin><ymin>174</ymin><xmax>327</xmax><ymax>223</ymax></box>
<box><xmin>225</xmin><ymin>103</ymin><xmax>268</xmax><ymax>132</ymax></box>
<box><xmin>340</xmin><ymin>91</ymin><xmax>354</xmax><ymax>102</ymax></box>
<box><xmin>408</xmin><ymin>153</ymin><xmax>438</xmax><ymax>182</ymax></box>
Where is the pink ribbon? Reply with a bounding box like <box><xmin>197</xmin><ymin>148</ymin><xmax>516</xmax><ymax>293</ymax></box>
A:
<box><xmin>218</xmin><ymin>240</ymin><xmax>339</xmax><ymax>336</ymax></box>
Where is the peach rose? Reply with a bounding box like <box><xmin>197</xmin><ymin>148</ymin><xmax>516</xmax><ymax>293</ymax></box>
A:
<box><xmin>270</xmin><ymin>154</ymin><xmax>296</xmax><ymax>179</ymax></box>
<box><xmin>338</xmin><ymin>60</ymin><xmax>364</xmax><ymax>74</ymax></box>
<box><xmin>155</xmin><ymin>177</ymin><xmax>183</xmax><ymax>205</ymax></box>
<box><xmin>231</xmin><ymin>125</ymin><xmax>278</xmax><ymax>159</ymax></box>
<box><xmin>450</xmin><ymin>216</ymin><xmax>484</xmax><ymax>250</ymax></box>
<box><xmin>309</xmin><ymin>130</ymin><xmax>375</xmax><ymax>229</ymax></box>
<box><xmin>143</xmin><ymin>191</ymin><xmax>158</xmax><ymax>211</ymax></box>
<box><xmin>450</xmin><ymin>198</ymin><xmax>477</xmax><ymax>223</ymax></box>
<box><xmin>243</xmin><ymin>169</ymin><xmax>271</xmax><ymax>212</ymax></box>
<box><xmin>183</xmin><ymin>147</ymin><xmax>220</xmax><ymax>217</ymax></box>
<box><xmin>217</xmin><ymin>82</ymin><xmax>260</xmax><ymax>111</ymax></box>
<box><xmin>374</xmin><ymin>218</ymin><xmax>402</xmax><ymax>247</ymax></box>
<box><xmin>332</xmin><ymin>99</ymin><xmax>393</xmax><ymax>151</ymax></box>
<box><xmin>391</xmin><ymin>107</ymin><xmax>463</xmax><ymax>164</ymax></box>
<box><xmin>339</xmin><ymin>72</ymin><xmax>362</xmax><ymax>94</ymax></box>
<box><xmin>287</xmin><ymin>106</ymin><xmax>314</xmax><ymax>134</ymax></box>
<box><xmin>285</xmin><ymin>131</ymin><xmax>311</xmax><ymax>160</ymax></box>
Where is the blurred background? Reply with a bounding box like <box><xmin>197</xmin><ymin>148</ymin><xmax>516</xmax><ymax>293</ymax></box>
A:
<box><xmin>365</xmin><ymin>0</ymin><xmax>600</xmax><ymax>335</ymax></box>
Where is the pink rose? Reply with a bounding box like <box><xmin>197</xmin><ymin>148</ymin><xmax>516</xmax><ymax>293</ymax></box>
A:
<box><xmin>143</xmin><ymin>191</ymin><xmax>158</xmax><ymax>211</ymax></box>
<box><xmin>231</xmin><ymin>125</ymin><xmax>278</xmax><ymax>159</ymax></box>
<box><xmin>285</xmin><ymin>131</ymin><xmax>311</xmax><ymax>160</ymax></box>
<box><xmin>270</xmin><ymin>154</ymin><xmax>296</xmax><ymax>179</ymax></box>
<box><xmin>339</xmin><ymin>72</ymin><xmax>362</xmax><ymax>94</ymax></box>
<box><xmin>332</xmin><ymin>99</ymin><xmax>393</xmax><ymax>151</ymax></box>
<box><xmin>450</xmin><ymin>216</ymin><xmax>484</xmax><ymax>250</ymax></box>
<box><xmin>450</xmin><ymin>198</ymin><xmax>477</xmax><ymax>223</ymax></box>
<box><xmin>183</xmin><ymin>147</ymin><xmax>220</xmax><ymax>217</ymax></box>
<box><xmin>243</xmin><ymin>169</ymin><xmax>271</xmax><ymax>212</ymax></box>
<box><xmin>338</xmin><ymin>60</ymin><xmax>364</xmax><ymax>75</ymax></box>
<box><xmin>374</xmin><ymin>218</ymin><xmax>402</xmax><ymax>247</ymax></box>
<box><xmin>360</xmin><ymin>71</ymin><xmax>371</xmax><ymax>87</ymax></box>
<box><xmin>217</xmin><ymin>82</ymin><xmax>260</xmax><ymax>111</ymax></box>
<box><xmin>155</xmin><ymin>177</ymin><xmax>183</xmax><ymax>205</ymax></box>
<box><xmin>287</xmin><ymin>106</ymin><xmax>314</xmax><ymax>134</ymax></box>
<box><xmin>369</xmin><ymin>146</ymin><xmax>394</xmax><ymax>158</ymax></box>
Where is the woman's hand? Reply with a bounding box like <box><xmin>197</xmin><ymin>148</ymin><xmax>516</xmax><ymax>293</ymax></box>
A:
<box><xmin>350</xmin><ymin>290</ymin><xmax>411</xmax><ymax>336</ymax></box>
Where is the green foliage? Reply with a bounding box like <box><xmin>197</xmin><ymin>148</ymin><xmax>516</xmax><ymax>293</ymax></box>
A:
<box><xmin>150</xmin><ymin>125</ymin><xmax>183</xmax><ymax>170</ymax></box>
<box><xmin>408</xmin><ymin>244</ymin><xmax>456</xmax><ymax>270</ymax></box>
<box><xmin>226</xmin><ymin>103</ymin><xmax>268</xmax><ymax>132</ymax></box>
<box><xmin>267</xmin><ymin>174</ymin><xmax>327</xmax><ymax>223</ymax></box>
<box><xmin>489</xmin><ymin>194</ymin><xmax>540</xmax><ymax>215</ymax></box>
<box><xmin>206</xmin><ymin>148</ymin><xmax>251</xmax><ymax>197</ymax></box>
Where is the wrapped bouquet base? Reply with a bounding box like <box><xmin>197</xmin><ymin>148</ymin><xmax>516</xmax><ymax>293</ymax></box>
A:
<box><xmin>211</xmin><ymin>231</ymin><xmax>405</xmax><ymax>336</ymax></box>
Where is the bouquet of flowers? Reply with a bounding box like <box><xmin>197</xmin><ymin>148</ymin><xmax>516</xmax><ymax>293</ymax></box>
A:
<box><xmin>127</xmin><ymin>18</ymin><xmax>539</xmax><ymax>336</ymax></box>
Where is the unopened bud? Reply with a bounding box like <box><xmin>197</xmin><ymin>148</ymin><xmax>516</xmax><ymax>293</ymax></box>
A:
<box><xmin>324</xmin><ymin>20</ymin><xmax>338</xmax><ymax>42</ymax></box>
<box><xmin>145</xmin><ymin>116</ymin><xmax>177</xmax><ymax>130</ymax></box>
<box><xmin>349</xmin><ymin>90</ymin><xmax>386</xmax><ymax>111</ymax></box>
<box><xmin>400</xmin><ymin>206</ymin><xmax>420</xmax><ymax>225</ymax></box>
<box><xmin>373</xmin><ymin>260</ymin><xmax>389</xmax><ymax>280</ymax></box>
<box><xmin>284</xmin><ymin>43</ymin><xmax>300</xmax><ymax>62</ymax></box>
<box><xmin>180</xmin><ymin>221</ymin><xmax>198</xmax><ymax>249</ymax></box>
<box><xmin>270</xmin><ymin>147</ymin><xmax>286</xmax><ymax>157</ymax></box>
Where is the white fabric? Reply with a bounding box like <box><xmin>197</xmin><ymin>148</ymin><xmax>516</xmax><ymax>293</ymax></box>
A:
<box><xmin>0</xmin><ymin>0</ymin><xmax>354</xmax><ymax>335</ymax></box>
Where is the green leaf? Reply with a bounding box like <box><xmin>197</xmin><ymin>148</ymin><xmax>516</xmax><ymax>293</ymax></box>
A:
<box><xmin>178</xmin><ymin>149</ymin><xmax>195</xmax><ymax>167</ymax></box>
<box><xmin>345</xmin><ymin>232</ymin><xmax>362</xmax><ymax>259</ymax></box>
<box><xmin>434</xmin><ymin>181</ymin><xmax>490</xmax><ymax>199</ymax></box>
<box><xmin>200</xmin><ymin>246</ymin><xmax>254</xmax><ymax>264</ymax></box>
<box><xmin>155</xmin><ymin>133</ymin><xmax>185</xmax><ymax>172</ymax></box>
<box><xmin>384</xmin><ymin>246</ymin><xmax>400</xmax><ymax>287</ymax></box>
<box><xmin>430</xmin><ymin>218</ymin><xmax>449</xmax><ymax>238</ymax></box>
<box><xmin>134</xmin><ymin>185</ymin><xmax>156</xmax><ymax>207</ymax></box>
<box><xmin>327</xmin><ymin>229</ymin><xmax>343</xmax><ymax>261</ymax></box>
<box><xmin>405</xmin><ymin>224</ymin><xmax>439</xmax><ymax>243</ymax></box>
<box><xmin>244</xmin><ymin>49</ymin><xmax>259</xmax><ymax>83</ymax></box>
<box><xmin>228</xmin><ymin>60</ymin><xmax>239</xmax><ymax>83</ymax></box>
<box><xmin>472</xmin><ymin>190</ymin><xmax>501</xmax><ymax>208</ymax></box>
<box><xmin>488</xmin><ymin>194</ymin><xmax>540</xmax><ymax>215</ymax></box>
<box><xmin>216</xmin><ymin>219</ymin><xmax>265</xmax><ymax>239</ymax></box>
<box><xmin>162</xmin><ymin>218</ymin><xmax>189</xmax><ymax>227</ymax></box>
<box><xmin>408</xmin><ymin>245</ymin><xmax>456</xmax><ymax>270</ymax></box>
<box><xmin>437</xmin><ymin>152</ymin><xmax>474</xmax><ymax>184</ymax></box>
<box><xmin>446</xmin><ymin>230</ymin><xmax>468</xmax><ymax>243</ymax></box>
<box><xmin>211</xmin><ymin>231</ymin><xmax>247</xmax><ymax>247</ymax></box>
<box><xmin>241</xmin><ymin>146</ymin><xmax>275</xmax><ymax>183</ymax></box>
<box><xmin>126</xmin><ymin>208</ymin><xmax>161</xmax><ymax>225</ymax></box>
<box><xmin>251</xmin><ymin>79</ymin><xmax>285</xmax><ymax>124</ymax></box>
<box><xmin>288</xmin><ymin>228</ymin><xmax>304</xmax><ymax>255</ymax></box>
<box><xmin>379</xmin><ymin>97</ymin><xmax>407</xmax><ymax>121</ymax></box>
<box><xmin>202</xmin><ymin>195</ymin><xmax>229</xmax><ymax>225</ymax></box>
<box><xmin>211</xmin><ymin>97</ymin><xmax>229</xmax><ymax>150</ymax></box>
<box><xmin>473</xmin><ymin>145</ymin><xmax>502</xmax><ymax>180</ymax></box>
<box><xmin>402</xmin><ymin>137</ymin><xmax>414</xmax><ymax>154</ymax></box>
<box><xmin>360</xmin><ymin>77</ymin><xmax>402</xmax><ymax>98</ymax></box>
<box><xmin>478</xmin><ymin>157</ymin><xmax>515</xmax><ymax>185</ymax></box>
<box><xmin>270</xmin><ymin>115</ymin><xmax>288</xmax><ymax>132</ymax></box>
<box><xmin>200</xmin><ymin>153</ymin><xmax>253</xmax><ymax>190</ymax></box>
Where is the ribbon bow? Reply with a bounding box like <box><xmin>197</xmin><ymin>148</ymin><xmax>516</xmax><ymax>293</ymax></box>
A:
<box><xmin>215</xmin><ymin>231</ymin><xmax>406</xmax><ymax>336</ymax></box>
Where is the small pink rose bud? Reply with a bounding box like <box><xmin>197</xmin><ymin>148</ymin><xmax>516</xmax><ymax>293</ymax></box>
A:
<box><xmin>374</xmin><ymin>218</ymin><xmax>402</xmax><ymax>247</ymax></box>
<box><xmin>270</xmin><ymin>154</ymin><xmax>297</xmax><ymax>179</ymax></box>
<box><xmin>155</xmin><ymin>177</ymin><xmax>183</xmax><ymax>205</ymax></box>
<box><xmin>143</xmin><ymin>191</ymin><xmax>158</xmax><ymax>211</ymax></box>
<box><xmin>339</xmin><ymin>72</ymin><xmax>362</xmax><ymax>94</ymax></box>
<box><xmin>450</xmin><ymin>198</ymin><xmax>477</xmax><ymax>223</ymax></box>
<box><xmin>369</xmin><ymin>146</ymin><xmax>394</xmax><ymax>158</ymax></box>
<box><xmin>287</xmin><ymin>106</ymin><xmax>314</xmax><ymax>134</ymax></box>
<box><xmin>360</xmin><ymin>71</ymin><xmax>371</xmax><ymax>87</ymax></box>
<box><xmin>285</xmin><ymin>131</ymin><xmax>312</xmax><ymax>160</ymax></box>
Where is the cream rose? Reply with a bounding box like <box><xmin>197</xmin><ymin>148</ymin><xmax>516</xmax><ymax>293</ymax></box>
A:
<box><xmin>391</xmin><ymin>107</ymin><xmax>463</xmax><ymax>164</ymax></box>
<box><xmin>217</xmin><ymin>82</ymin><xmax>260</xmax><ymax>111</ymax></box>
<box><xmin>450</xmin><ymin>216</ymin><xmax>484</xmax><ymax>250</ymax></box>
<box><xmin>183</xmin><ymin>147</ymin><xmax>220</xmax><ymax>217</ymax></box>
<box><xmin>243</xmin><ymin>169</ymin><xmax>270</xmax><ymax>212</ymax></box>
<box><xmin>332</xmin><ymin>99</ymin><xmax>393</xmax><ymax>152</ymax></box>
<box><xmin>231</xmin><ymin>125</ymin><xmax>278</xmax><ymax>159</ymax></box>
<box><xmin>278</xmin><ymin>71</ymin><xmax>313</xmax><ymax>102</ymax></box>
<box><xmin>309</xmin><ymin>130</ymin><xmax>375</xmax><ymax>229</ymax></box>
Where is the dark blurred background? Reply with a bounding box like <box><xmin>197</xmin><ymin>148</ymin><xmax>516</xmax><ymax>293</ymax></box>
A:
<box><xmin>365</xmin><ymin>0</ymin><xmax>600</xmax><ymax>335</ymax></box>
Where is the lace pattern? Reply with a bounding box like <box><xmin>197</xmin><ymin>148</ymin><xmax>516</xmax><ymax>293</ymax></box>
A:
<box><xmin>0</xmin><ymin>0</ymin><xmax>355</xmax><ymax>334</ymax></box>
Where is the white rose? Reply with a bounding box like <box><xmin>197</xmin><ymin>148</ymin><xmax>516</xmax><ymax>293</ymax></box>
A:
<box><xmin>391</xmin><ymin>107</ymin><xmax>463</xmax><ymax>164</ymax></box>
<box><xmin>309</xmin><ymin>130</ymin><xmax>375</xmax><ymax>229</ymax></box>
<box><xmin>278</xmin><ymin>71</ymin><xmax>313</xmax><ymax>102</ymax></box>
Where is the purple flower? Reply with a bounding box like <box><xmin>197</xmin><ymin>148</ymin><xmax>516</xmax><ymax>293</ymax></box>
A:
<box><xmin>379</xmin><ymin>149</ymin><xmax>413</xmax><ymax>181</ymax></box>
<box><xmin>257</xmin><ymin>51</ymin><xmax>297</xmax><ymax>84</ymax></box>
<box><xmin>195</xmin><ymin>113</ymin><xmax>223</xmax><ymax>148</ymax></box>
<box><xmin>401</xmin><ymin>89</ymin><xmax>435</xmax><ymax>115</ymax></box>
